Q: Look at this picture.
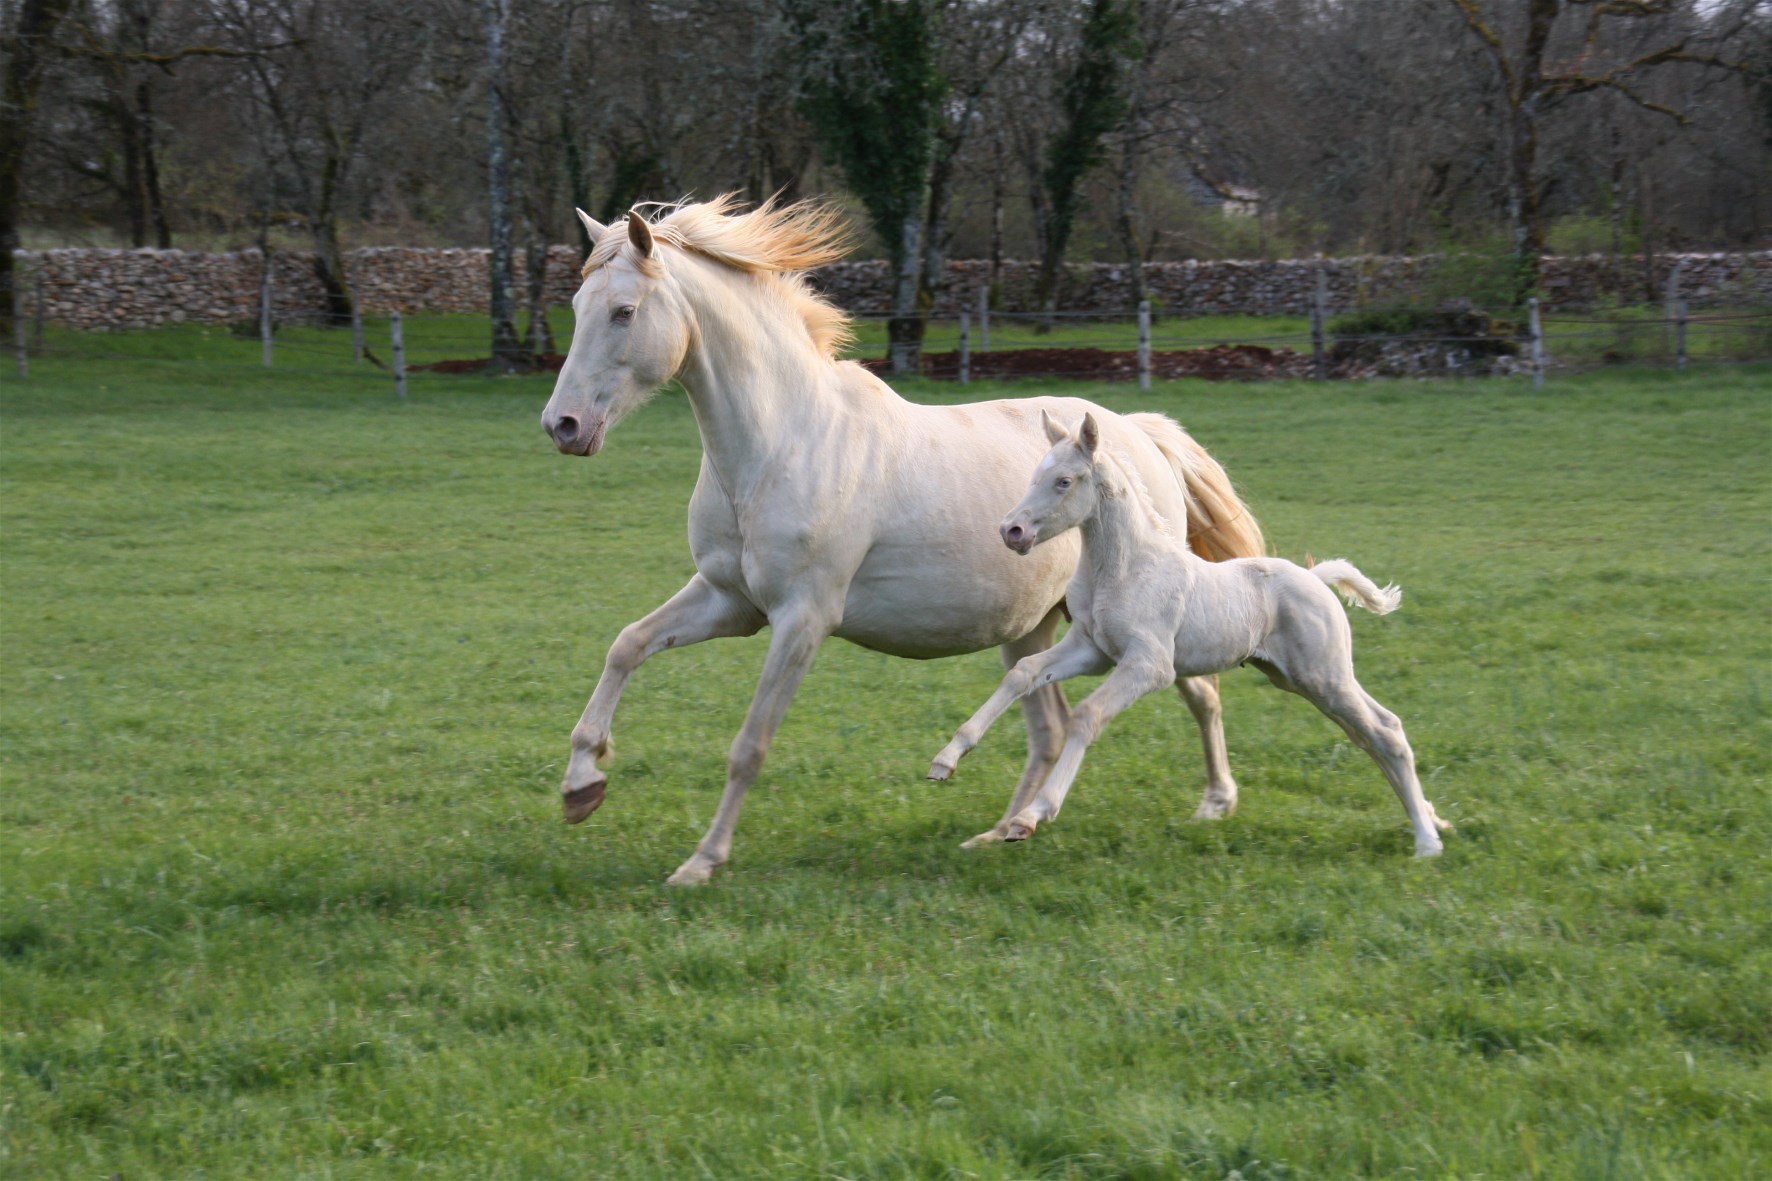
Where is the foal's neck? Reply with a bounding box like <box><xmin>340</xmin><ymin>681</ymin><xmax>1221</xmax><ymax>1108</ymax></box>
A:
<box><xmin>1079</xmin><ymin>454</ymin><xmax>1176</xmax><ymax>579</ymax></box>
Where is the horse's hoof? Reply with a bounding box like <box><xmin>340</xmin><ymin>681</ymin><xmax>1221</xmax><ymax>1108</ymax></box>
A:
<box><xmin>961</xmin><ymin>829</ymin><xmax>1004</xmax><ymax>849</ymax></box>
<box><xmin>665</xmin><ymin>858</ymin><xmax>716</xmax><ymax>886</ymax></box>
<box><xmin>1413</xmin><ymin>842</ymin><xmax>1444</xmax><ymax>859</ymax></box>
<box><xmin>1003</xmin><ymin>819</ymin><xmax>1036</xmax><ymax>842</ymax></box>
<box><xmin>1192</xmin><ymin>797</ymin><xmax>1235</xmax><ymax>820</ymax></box>
<box><xmin>927</xmin><ymin>761</ymin><xmax>954</xmax><ymax>782</ymax></box>
<box><xmin>561</xmin><ymin>775</ymin><xmax>607</xmax><ymax>825</ymax></box>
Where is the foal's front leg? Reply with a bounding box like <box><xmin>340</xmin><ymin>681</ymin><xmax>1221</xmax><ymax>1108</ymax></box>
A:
<box><xmin>927</xmin><ymin>627</ymin><xmax>1109</xmax><ymax>783</ymax></box>
<box><xmin>561</xmin><ymin>574</ymin><xmax>763</xmax><ymax>823</ymax></box>
<box><xmin>1004</xmin><ymin>648</ymin><xmax>1176</xmax><ymax>842</ymax></box>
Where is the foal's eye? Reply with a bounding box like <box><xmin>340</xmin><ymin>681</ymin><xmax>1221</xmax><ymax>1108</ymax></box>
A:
<box><xmin>1055</xmin><ymin>477</ymin><xmax>1073</xmax><ymax>490</ymax></box>
<box><xmin>612</xmin><ymin>305</ymin><xmax>636</xmax><ymax>324</ymax></box>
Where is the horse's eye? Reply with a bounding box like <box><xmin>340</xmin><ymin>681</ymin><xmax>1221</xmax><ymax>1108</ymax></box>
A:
<box><xmin>612</xmin><ymin>305</ymin><xmax>635</xmax><ymax>324</ymax></box>
<box><xmin>1056</xmin><ymin>477</ymin><xmax>1073</xmax><ymax>490</ymax></box>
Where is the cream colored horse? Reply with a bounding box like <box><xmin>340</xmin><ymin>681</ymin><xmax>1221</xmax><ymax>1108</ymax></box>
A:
<box><xmin>540</xmin><ymin>196</ymin><xmax>1264</xmax><ymax>884</ymax></box>
<box><xmin>929</xmin><ymin>411</ymin><xmax>1451</xmax><ymax>857</ymax></box>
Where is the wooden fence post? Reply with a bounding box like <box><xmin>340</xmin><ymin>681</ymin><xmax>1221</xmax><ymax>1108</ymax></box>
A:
<box><xmin>1663</xmin><ymin>257</ymin><xmax>1683</xmax><ymax>360</ymax></box>
<box><xmin>958</xmin><ymin>309</ymin><xmax>970</xmax><ymax>385</ymax></box>
<box><xmin>976</xmin><ymin>285</ymin><xmax>990</xmax><ymax>352</ymax></box>
<box><xmin>1528</xmin><ymin>297</ymin><xmax>1544</xmax><ymax>391</ymax></box>
<box><xmin>13</xmin><ymin>288</ymin><xmax>26</xmax><ymax>379</ymax></box>
<box><xmin>1137</xmin><ymin>300</ymin><xmax>1152</xmax><ymax>391</ymax></box>
<box><xmin>1311</xmin><ymin>265</ymin><xmax>1328</xmax><ymax>381</ymax></box>
<box><xmin>33</xmin><ymin>267</ymin><xmax>46</xmax><ymax>353</ymax></box>
<box><xmin>391</xmin><ymin>311</ymin><xmax>407</xmax><ymax>399</ymax></box>
<box><xmin>351</xmin><ymin>301</ymin><xmax>364</xmax><ymax>364</ymax></box>
<box><xmin>259</xmin><ymin>253</ymin><xmax>273</xmax><ymax>369</ymax></box>
<box><xmin>1676</xmin><ymin>297</ymin><xmax>1688</xmax><ymax>371</ymax></box>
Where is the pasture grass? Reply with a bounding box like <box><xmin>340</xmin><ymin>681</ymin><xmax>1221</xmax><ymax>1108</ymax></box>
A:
<box><xmin>2</xmin><ymin>338</ymin><xmax>1769</xmax><ymax>1179</ymax></box>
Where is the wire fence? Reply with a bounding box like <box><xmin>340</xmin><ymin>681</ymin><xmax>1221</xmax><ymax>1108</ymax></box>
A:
<box><xmin>8</xmin><ymin>297</ymin><xmax>1769</xmax><ymax>391</ymax></box>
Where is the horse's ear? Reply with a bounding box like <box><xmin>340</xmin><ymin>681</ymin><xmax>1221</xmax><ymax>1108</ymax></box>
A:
<box><xmin>627</xmin><ymin>209</ymin><xmax>654</xmax><ymax>258</ymax></box>
<box><xmin>1041</xmin><ymin>409</ymin><xmax>1067</xmax><ymax>446</ymax></box>
<box><xmin>1079</xmin><ymin>413</ymin><xmax>1100</xmax><ymax>458</ymax></box>
<box><xmin>575</xmin><ymin>208</ymin><xmax>606</xmax><ymax>247</ymax></box>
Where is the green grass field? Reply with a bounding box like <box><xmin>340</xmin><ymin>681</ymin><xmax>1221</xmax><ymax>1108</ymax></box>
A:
<box><xmin>3</xmin><ymin>335</ymin><xmax>1768</xmax><ymax>1179</ymax></box>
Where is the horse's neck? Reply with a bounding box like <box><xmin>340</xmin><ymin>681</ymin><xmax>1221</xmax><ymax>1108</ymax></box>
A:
<box><xmin>1079</xmin><ymin>455</ymin><xmax>1175</xmax><ymax>583</ymax></box>
<box><xmin>672</xmin><ymin>258</ymin><xmax>858</xmax><ymax>499</ymax></box>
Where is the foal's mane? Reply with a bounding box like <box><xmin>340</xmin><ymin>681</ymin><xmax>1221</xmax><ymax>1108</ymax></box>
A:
<box><xmin>582</xmin><ymin>194</ymin><xmax>856</xmax><ymax>358</ymax></box>
<box><xmin>1095</xmin><ymin>445</ymin><xmax>1174</xmax><ymax>538</ymax></box>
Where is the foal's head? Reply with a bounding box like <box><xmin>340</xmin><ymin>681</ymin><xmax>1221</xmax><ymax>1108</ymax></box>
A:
<box><xmin>1001</xmin><ymin>411</ymin><xmax>1103</xmax><ymax>555</ymax></box>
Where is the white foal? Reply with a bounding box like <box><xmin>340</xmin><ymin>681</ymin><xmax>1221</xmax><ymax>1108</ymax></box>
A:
<box><xmin>929</xmin><ymin>411</ymin><xmax>1451</xmax><ymax>858</ymax></box>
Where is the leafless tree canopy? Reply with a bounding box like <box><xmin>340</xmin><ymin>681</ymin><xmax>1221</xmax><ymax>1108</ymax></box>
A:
<box><xmin>9</xmin><ymin>0</ymin><xmax>1769</xmax><ymax>268</ymax></box>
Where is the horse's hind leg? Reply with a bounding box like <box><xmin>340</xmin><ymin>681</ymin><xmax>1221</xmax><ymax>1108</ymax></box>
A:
<box><xmin>1176</xmin><ymin>675</ymin><xmax>1239</xmax><ymax>818</ymax></box>
<box><xmin>562</xmin><ymin>575</ymin><xmax>763</xmax><ymax>823</ymax></box>
<box><xmin>970</xmin><ymin>606</ymin><xmax>1072</xmax><ymax>846</ymax></box>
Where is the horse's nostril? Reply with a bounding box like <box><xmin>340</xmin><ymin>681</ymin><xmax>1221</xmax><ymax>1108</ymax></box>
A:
<box><xmin>1004</xmin><ymin>525</ymin><xmax>1024</xmax><ymax>545</ymax></box>
<box><xmin>552</xmin><ymin>415</ymin><xmax>579</xmax><ymax>442</ymax></box>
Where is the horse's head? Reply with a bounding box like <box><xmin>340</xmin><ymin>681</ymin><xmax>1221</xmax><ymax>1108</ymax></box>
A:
<box><xmin>541</xmin><ymin>209</ymin><xmax>692</xmax><ymax>456</ymax></box>
<box><xmin>1001</xmin><ymin>411</ymin><xmax>1102</xmax><ymax>555</ymax></box>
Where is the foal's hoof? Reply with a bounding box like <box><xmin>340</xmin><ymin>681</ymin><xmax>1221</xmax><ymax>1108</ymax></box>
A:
<box><xmin>927</xmin><ymin>760</ymin><xmax>955</xmax><ymax>782</ymax></box>
<box><xmin>1413</xmin><ymin>842</ymin><xmax>1444</xmax><ymax>859</ymax></box>
<box><xmin>961</xmin><ymin>828</ymin><xmax>1005</xmax><ymax>849</ymax></box>
<box><xmin>1192</xmin><ymin>797</ymin><xmax>1236</xmax><ymax>820</ymax></box>
<box><xmin>561</xmin><ymin>774</ymin><xmax>607</xmax><ymax>825</ymax></box>
<box><xmin>1002</xmin><ymin>817</ymin><xmax>1037</xmax><ymax>842</ymax></box>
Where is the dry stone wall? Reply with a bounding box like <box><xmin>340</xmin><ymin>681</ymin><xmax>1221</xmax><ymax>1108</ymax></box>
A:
<box><xmin>14</xmin><ymin>246</ymin><xmax>1768</xmax><ymax>331</ymax></box>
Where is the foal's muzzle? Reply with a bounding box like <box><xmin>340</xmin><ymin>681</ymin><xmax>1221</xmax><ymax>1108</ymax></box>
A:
<box><xmin>1001</xmin><ymin>520</ymin><xmax>1035</xmax><ymax>555</ymax></box>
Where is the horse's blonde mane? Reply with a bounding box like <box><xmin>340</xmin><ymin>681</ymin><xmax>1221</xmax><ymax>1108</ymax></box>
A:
<box><xmin>582</xmin><ymin>194</ymin><xmax>856</xmax><ymax>358</ymax></box>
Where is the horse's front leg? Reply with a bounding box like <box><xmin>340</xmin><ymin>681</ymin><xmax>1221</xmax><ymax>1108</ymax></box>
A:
<box><xmin>562</xmin><ymin>574</ymin><xmax>763</xmax><ymax>823</ymax></box>
<box><xmin>666</xmin><ymin>602</ymin><xmax>838</xmax><ymax>886</ymax></box>
<box><xmin>1176</xmin><ymin>675</ymin><xmax>1240</xmax><ymax>819</ymax></box>
<box><xmin>1005</xmin><ymin>648</ymin><xmax>1177</xmax><ymax>842</ymax></box>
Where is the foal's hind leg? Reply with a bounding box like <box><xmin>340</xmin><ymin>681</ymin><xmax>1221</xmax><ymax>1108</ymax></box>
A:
<box><xmin>1276</xmin><ymin>662</ymin><xmax>1448</xmax><ymax>858</ymax></box>
<box><xmin>1176</xmin><ymin>675</ymin><xmax>1239</xmax><ymax>818</ymax></box>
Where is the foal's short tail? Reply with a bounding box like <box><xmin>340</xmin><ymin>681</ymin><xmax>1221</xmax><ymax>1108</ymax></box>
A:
<box><xmin>1310</xmin><ymin>559</ymin><xmax>1402</xmax><ymax>615</ymax></box>
<box><xmin>1127</xmin><ymin>412</ymin><xmax>1266</xmax><ymax>562</ymax></box>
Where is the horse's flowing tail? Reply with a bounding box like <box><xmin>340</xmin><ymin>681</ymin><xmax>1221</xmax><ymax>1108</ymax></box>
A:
<box><xmin>1127</xmin><ymin>412</ymin><xmax>1266</xmax><ymax>562</ymax></box>
<box><xmin>1310</xmin><ymin>559</ymin><xmax>1402</xmax><ymax>615</ymax></box>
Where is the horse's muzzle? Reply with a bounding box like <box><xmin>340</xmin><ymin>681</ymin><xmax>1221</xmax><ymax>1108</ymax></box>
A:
<box><xmin>543</xmin><ymin>410</ymin><xmax>607</xmax><ymax>457</ymax></box>
<box><xmin>1001</xmin><ymin>521</ymin><xmax>1036</xmax><ymax>555</ymax></box>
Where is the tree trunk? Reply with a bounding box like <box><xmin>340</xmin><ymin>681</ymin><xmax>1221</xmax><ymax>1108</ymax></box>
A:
<box><xmin>1115</xmin><ymin>138</ymin><xmax>1146</xmax><ymax>311</ymax></box>
<box><xmin>137</xmin><ymin>80</ymin><xmax>171</xmax><ymax>248</ymax></box>
<box><xmin>310</xmin><ymin>148</ymin><xmax>354</xmax><ymax>325</ymax></box>
<box><xmin>524</xmin><ymin>213</ymin><xmax>555</xmax><ymax>355</ymax></box>
<box><xmin>888</xmin><ymin>211</ymin><xmax>926</xmax><ymax>375</ymax></box>
<box><xmin>484</xmin><ymin>0</ymin><xmax>531</xmax><ymax>372</ymax></box>
<box><xmin>1</xmin><ymin>0</ymin><xmax>74</xmax><ymax>340</ymax></box>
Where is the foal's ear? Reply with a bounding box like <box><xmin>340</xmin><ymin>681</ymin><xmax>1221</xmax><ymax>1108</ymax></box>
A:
<box><xmin>575</xmin><ymin>208</ymin><xmax>607</xmax><ymax>247</ymax></box>
<box><xmin>627</xmin><ymin>209</ymin><xmax>655</xmax><ymax>258</ymax></box>
<box><xmin>1079</xmin><ymin>412</ymin><xmax>1100</xmax><ymax>458</ymax></box>
<box><xmin>1041</xmin><ymin>409</ymin><xmax>1068</xmax><ymax>446</ymax></box>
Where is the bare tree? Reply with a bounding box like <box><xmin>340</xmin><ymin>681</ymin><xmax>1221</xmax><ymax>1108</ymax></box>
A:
<box><xmin>212</xmin><ymin>0</ymin><xmax>410</xmax><ymax>324</ymax></box>
<box><xmin>1447</xmin><ymin>0</ymin><xmax>1764</xmax><ymax>305</ymax></box>
<box><xmin>2</xmin><ymin>0</ymin><xmax>75</xmax><ymax>338</ymax></box>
